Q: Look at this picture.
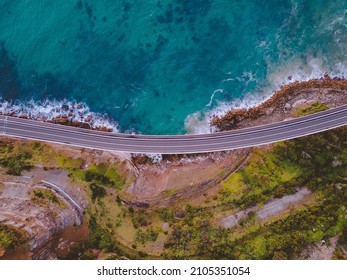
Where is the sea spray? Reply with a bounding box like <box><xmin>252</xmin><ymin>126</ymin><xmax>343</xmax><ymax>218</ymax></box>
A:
<box><xmin>0</xmin><ymin>99</ymin><xmax>119</xmax><ymax>132</ymax></box>
<box><xmin>184</xmin><ymin>57</ymin><xmax>346</xmax><ymax>134</ymax></box>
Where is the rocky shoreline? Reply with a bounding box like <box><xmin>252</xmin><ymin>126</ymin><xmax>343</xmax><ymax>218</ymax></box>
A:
<box><xmin>1</xmin><ymin>76</ymin><xmax>346</xmax><ymax>135</ymax></box>
<box><xmin>131</xmin><ymin>76</ymin><xmax>347</xmax><ymax>165</ymax></box>
<box><xmin>211</xmin><ymin>76</ymin><xmax>347</xmax><ymax>131</ymax></box>
<box><xmin>0</xmin><ymin>101</ymin><xmax>115</xmax><ymax>132</ymax></box>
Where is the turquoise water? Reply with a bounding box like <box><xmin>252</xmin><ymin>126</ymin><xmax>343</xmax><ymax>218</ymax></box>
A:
<box><xmin>0</xmin><ymin>0</ymin><xmax>346</xmax><ymax>134</ymax></box>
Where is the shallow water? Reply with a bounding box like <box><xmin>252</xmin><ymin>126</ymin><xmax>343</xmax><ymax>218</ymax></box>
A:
<box><xmin>0</xmin><ymin>0</ymin><xmax>346</xmax><ymax>134</ymax></box>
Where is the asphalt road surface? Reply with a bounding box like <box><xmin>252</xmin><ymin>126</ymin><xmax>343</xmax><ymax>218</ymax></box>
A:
<box><xmin>1</xmin><ymin>104</ymin><xmax>347</xmax><ymax>154</ymax></box>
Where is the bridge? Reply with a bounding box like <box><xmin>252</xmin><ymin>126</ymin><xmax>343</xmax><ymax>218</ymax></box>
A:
<box><xmin>1</xmin><ymin>104</ymin><xmax>346</xmax><ymax>154</ymax></box>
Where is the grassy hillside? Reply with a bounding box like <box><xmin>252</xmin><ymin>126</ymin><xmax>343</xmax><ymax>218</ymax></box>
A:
<box><xmin>1</xmin><ymin>125</ymin><xmax>346</xmax><ymax>259</ymax></box>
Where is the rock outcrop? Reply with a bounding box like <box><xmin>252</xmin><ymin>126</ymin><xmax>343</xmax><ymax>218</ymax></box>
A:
<box><xmin>211</xmin><ymin>77</ymin><xmax>347</xmax><ymax>130</ymax></box>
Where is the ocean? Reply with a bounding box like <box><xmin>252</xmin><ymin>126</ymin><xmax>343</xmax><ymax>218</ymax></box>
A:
<box><xmin>0</xmin><ymin>0</ymin><xmax>346</xmax><ymax>134</ymax></box>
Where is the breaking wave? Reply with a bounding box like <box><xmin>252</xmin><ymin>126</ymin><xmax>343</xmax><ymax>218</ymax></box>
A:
<box><xmin>0</xmin><ymin>98</ymin><xmax>119</xmax><ymax>132</ymax></box>
<box><xmin>184</xmin><ymin>56</ymin><xmax>346</xmax><ymax>135</ymax></box>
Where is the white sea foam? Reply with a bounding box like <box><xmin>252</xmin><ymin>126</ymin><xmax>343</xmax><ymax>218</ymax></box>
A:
<box><xmin>184</xmin><ymin>56</ymin><xmax>346</xmax><ymax>135</ymax></box>
<box><xmin>0</xmin><ymin>98</ymin><xmax>119</xmax><ymax>132</ymax></box>
<box><xmin>184</xmin><ymin>111</ymin><xmax>215</xmax><ymax>134</ymax></box>
<box><xmin>206</xmin><ymin>89</ymin><xmax>224</xmax><ymax>107</ymax></box>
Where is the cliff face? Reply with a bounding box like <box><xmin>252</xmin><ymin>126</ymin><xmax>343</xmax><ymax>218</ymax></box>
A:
<box><xmin>211</xmin><ymin>77</ymin><xmax>347</xmax><ymax>130</ymax></box>
<box><xmin>0</xmin><ymin>168</ymin><xmax>84</xmax><ymax>259</ymax></box>
<box><xmin>0</xmin><ymin>140</ymin><xmax>92</xmax><ymax>259</ymax></box>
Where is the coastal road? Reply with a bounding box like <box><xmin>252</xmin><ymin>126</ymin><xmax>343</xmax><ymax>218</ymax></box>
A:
<box><xmin>1</xmin><ymin>104</ymin><xmax>347</xmax><ymax>154</ymax></box>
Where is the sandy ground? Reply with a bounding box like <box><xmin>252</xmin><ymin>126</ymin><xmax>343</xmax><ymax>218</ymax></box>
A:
<box><xmin>127</xmin><ymin>149</ymin><xmax>249</xmax><ymax>206</ymax></box>
<box><xmin>218</xmin><ymin>187</ymin><xmax>312</xmax><ymax>229</ymax></box>
<box><xmin>257</xmin><ymin>187</ymin><xmax>311</xmax><ymax>220</ymax></box>
<box><xmin>219</xmin><ymin>207</ymin><xmax>256</xmax><ymax>229</ymax></box>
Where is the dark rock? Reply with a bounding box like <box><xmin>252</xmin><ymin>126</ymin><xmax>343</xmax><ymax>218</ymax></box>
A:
<box><xmin>81</xmin><ymin>123</ymin><xmax>91</xmax><ymax>129</ymax></box>
<box><xmin>52</xmin><ymin>117</ymin><xmax>69</xmax><ymax>125</ymax></box>
<box><xmin>18</xmin><ymin>114</ymin><xmax>28</xmax><ymax>119</ymax></box>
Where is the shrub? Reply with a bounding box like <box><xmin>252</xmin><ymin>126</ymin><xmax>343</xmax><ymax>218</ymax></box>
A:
<box><xmin>0</xmin><ymin>224</ymin><xmax>26</xmax><ymax>251</ymax></box>
<box><xmin>89</xmin><ymin>183</ymin><xmax>106</xmax><ymax>202</ymax></box>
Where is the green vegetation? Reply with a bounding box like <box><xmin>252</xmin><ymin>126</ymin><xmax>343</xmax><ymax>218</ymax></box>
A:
<box><xmin>135</xmin><ymin>228</ymin><xmax>159</xmax><ymax>245</ymax></box>
<box><xmin>62</xmin><ymin>213</ymin><xmax>145</xmax><ymax>260</ymax></box>
<box><xmin>0</xmin><ymin>139</ymin><xmax>126</xmax><ymax>188</ymax></box>
<box><xmin>334</xmin><ymin>228</ymin><xmax>347</xmax><ymax>259</ymax></box>
<box><xmin>89</xmin><ymin>183</ymin><xmax>106</xmax><ymax>202</ymax></box>
<box><xmin>162</xmin><ymin>205</ymin><xmax>219</xmax><ymax>258</ymax></box>
<box><xmin>1</xmin><ymin>125</ymin><xmax>346</xmax><ymax>260</ymax></box>
<box><xmin>294</xmin><ymin>102</ymin><xmax>329</xmax><ymax>117</ymax></box>
<box><xmin>209</xmin><ymin>184</ymin><xmax>347</xmax><ymax>259</ymax></box>
<box><xmin>0</xmin><ymin>138</ymin><xmax>131</xmax><ymax>259</ymax></box>
<box><xmin>0</xmin><ymin>141</ymin><xmax>55</xmax><ymax>175</ymax></box>
<box><xmin>0</xmin><ymin>143</ymin><xmax>33</xmax><ymax>175</ymax></box>
<box><xmin>87</xmin><ymin>215</ymin><xmax>117</xmax><ymax>252</ymax></box>
<box><xmin>158</xmin><ymin>208</ymin><xmax>175</xmax><ymax>223</ymax></box>
<box><xmin>69</xmin><ymin>163</ymin><xmax>126</xmax><ymax>190</ymax></box>
<box><xmin>131</xmin><ymin>209</ymin><xmax>152</xmax><ymax>228</ymax></box>
<box><xmin>62</xmin><ymin>215</ymin><xmax>123</xmax><ymax>260</ymax></box>
<box><xmin>56</xmin><ymin>155</ymin><xmax>84</xmax><ymax>169</ymax></box>
<box><xmin>31</xmin><ymin>189</ymin><xmax>65</xmax><ymax>208</ymax></box>
<box><xmin>162</xmin><ymin>127</ymin><xmax>347</xmax><ymax>259</ymax></box>
<box><xmin>55</xmin><ymin>126</ymin><xmax>347</xmax><ymax>260</ymax></box>
<box><xmin>0</xmin><ymin>224</ymin><xmax>26</xmax><ymax>252</ymax></box>
<box><xmin>219</xmin><ymin>149</ymin><xmax>301</xmax><ymax>209</ymax></box>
